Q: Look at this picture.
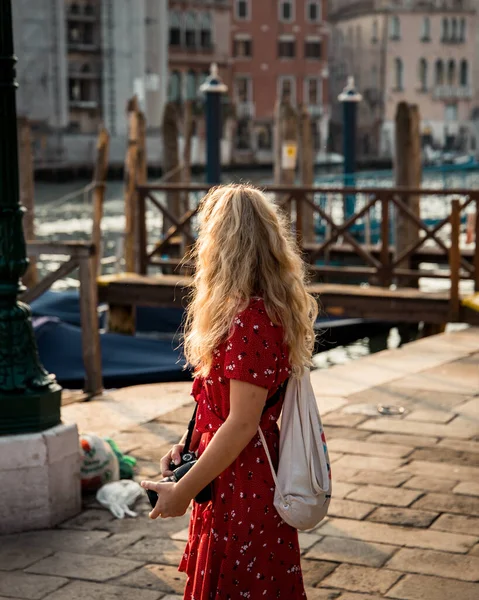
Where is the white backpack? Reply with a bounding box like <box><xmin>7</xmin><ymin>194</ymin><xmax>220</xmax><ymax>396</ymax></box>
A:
<box><xmin>258</xmin><ymin>368</ymin><xmax>332</xmax><ymax>531</ymax></box>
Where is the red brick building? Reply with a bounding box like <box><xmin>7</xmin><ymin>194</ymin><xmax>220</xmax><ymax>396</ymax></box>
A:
<box><xmin>231</xmin><ymin>0</ymin><xmax>330</xmax><ymax>159</ymax></box>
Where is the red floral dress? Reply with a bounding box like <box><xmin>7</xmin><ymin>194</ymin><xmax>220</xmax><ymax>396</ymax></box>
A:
<box><xmin>179</xmin><ymin>298</ymin><xmax>306</xmax><ymax>599</ymax></box>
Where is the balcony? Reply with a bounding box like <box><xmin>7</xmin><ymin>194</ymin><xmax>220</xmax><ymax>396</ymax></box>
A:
<box><xmin>67</xmin><ymin>10</ymin><xmax>96</xmax><ymax>22</ymax></box>
<box><xmin>69</xmin><ymin>99</ymin><xmax>99</xmax><ymax>110</ymax></box>
<box><xmin>68</xmin><ymin>63</ymin><xmax>102</xmax><ymax>79</ymax></box>
<box><xmin>434</xmin><ymin>85</ymin><xmax>472</xmax><ymax>100</ymax></box>
<box><xmin>308</xmin><ymin>105</ymin><xmax>323</xmax><ymax>118</ymax></box>
<box><xmin>236</xmin><ymin>102</ymin><xmax>255</xmax><ymax>119</ymax></box>
<box><xmin>68</xmin><ymin>40</ymin><xmax>101</xmax><ymax>53</ymax></box>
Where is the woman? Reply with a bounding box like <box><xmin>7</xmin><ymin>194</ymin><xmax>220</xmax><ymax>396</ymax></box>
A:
<box><xmin>141</xmin><ymin>184</ymin><xmax>317</xmax><ymax>599</ymax></box>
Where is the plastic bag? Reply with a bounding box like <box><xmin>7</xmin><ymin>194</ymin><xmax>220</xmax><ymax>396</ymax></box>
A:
<box><xmin>96</xmin><ymin>480</ymin><xmax>144</xmax><ymax>519</ymax></box>
<box><xmin>80</xmin><ymin>434</ymin><xmax>120</xmax><ymax>492</ymax></box>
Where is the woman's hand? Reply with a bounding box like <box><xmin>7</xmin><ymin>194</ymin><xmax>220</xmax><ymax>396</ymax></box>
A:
<box><xmin>160</xmin><ymin>443</ymin><xmax>185</xmax><ymax>477</ymax></box>
<box><xmin>140</xmin><ymin>480</ymin><xmax>191</xmax><ymax>519</ymax></box>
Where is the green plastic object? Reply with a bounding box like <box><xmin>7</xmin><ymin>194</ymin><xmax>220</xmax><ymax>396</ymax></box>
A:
<box><xmin>105</xmin><ymin>438</ymin><xmax>137</xmax><ymax>480</ymax></box>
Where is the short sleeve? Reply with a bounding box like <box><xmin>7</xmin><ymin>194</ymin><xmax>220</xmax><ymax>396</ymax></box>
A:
<box><xmin>223</xmin><ymin>301</ymin><xmax>283</xmax><ymax>389</ymax></box>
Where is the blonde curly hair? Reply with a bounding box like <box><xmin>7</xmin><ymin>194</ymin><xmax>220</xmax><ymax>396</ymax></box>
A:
<box><xmin>183</xmin><ymin>184</ymin><xmax>318</xmax><ymax>378</ymax></box>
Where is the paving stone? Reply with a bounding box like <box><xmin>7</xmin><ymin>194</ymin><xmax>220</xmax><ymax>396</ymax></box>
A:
<box><xmin>430</xmin><ymin>513</ymin><xmax>479</xmax><ymax>536</ymax></box>
<box><xmin>154</xmin><ymin>402</ymin><xmax>196</xmax><ymax>425</ymax></box>
<box><xmin>338</xmin><ymin>595</ymin><xmax>384</xmax><ymax>600</ymax></box>
<box><xmin>349</xmin><ymin>470</ymin><xmax>411</xmax><ymax>488</ymax></box>
<box><xmin>299</xmin><ymin>532</ymin><xmax>322</xmax><ymax>552</ymax></box>
<box><xmin>453</xmin><ymin>481</ymin><xmax>479</xmax><ymax>496</ymax></box>
<box><xmin>0</xmin><ymin>529</ymin><xmax>109</xmax><ymax>553</ymax></box>
<box><xmin>367</xmin><ymin>507</ymin><xmax>438</xmax><ymax>528</ymax></box>
<box><xmin>26</xmin><ymin>551</ymin><xmax>143</xmax><ymax>582</ymax></box>
<box><xmin>0</xmin><ymin>572</ymin><xmax>68</xmax><ymax>600</ymax></box>
<box><xmin>408</xmin><ymin>448</ymin><xmax>479</xmax><ymax>468</ymax></box>
<box><xmin>0</xmin><ymin>544</ymin><xmax>53</xmax><ymax>571</ymax></box>
<box><xmin>306</xmin><ymin>588</ymin><xmax>342</xmax><ymax>600</ymax></box>
<box><xmin>114</xmin><ymin>563</ymin><xmax>187</xmax><ymax>594</ymax></box>
<box><xmin>59</xmin><ymin>508</ymin><xmax>115</xmax><ymax>530</ymax></box>
<box><xmin>413</xmin><ymin>492</ymin><xmax>479</xmax><ymax>517</ymax></box>
<box><xmin>386</xmin><ymin>547</ymin><xmax>479</xmax><ymax>582</ymax></box>
<box><xmin>386</xmin><ymin>574</ymin><xmax>479</xmax><ymax>600</ymax></box>
<box><xmin>323</xmin><ymin>412</ymin><xmax>369</xmax><ymax>427</ymax></box>
<box><xmin>404</xmin><ymin>409</ymin><xmax>453</xmax><ymax>423</ymax></box>
<box><xmin>359</xmin><ymin>416</ymin><xmax>478</xmax><ymax>440</ymax></box>
<box><xmin>348</xmin><ymin>485</ymin><xmax>422</xmax><ymax>508</ymax></box>
<box><xmin>86</xmin><ymin>532</ymin><xmax>146</xmax><ymax>557</ymax></box>
<box><xmin>329</xmin><ymin>464</ymin><xmax>359</xmax><ymax>482</ymax></box>
<box><xmin>317</xmin><ymin>518</ymin><xmax>477</xmax><ymax>553</ymax></box>
<box><xmin>328</xmin><ymin>499</ymin><xmax>376</xmax><ymax>520</ymax></box>
<box><xmin>438</xmin><ymin>438</ymin><xmax>479</xmax><ymax>454</ymax></box>
<box><xmin>327</xmin><ymin>439</ymin><xmax>414</xmax><ymax>458</ymax></box>
<box><xmin>331</xmin><ymin>482</ymin><xmax>359</xmax><ymax>499</ymax></box>
<box><xmin>119</xmin><ymin>538</ymin><xmax>185</xmax><ymax>566</ymax></box>
<box><xmin>161</xmin><ymin>596</ymin><xmax>183</xmax><ymax>600</ymax></box>
<box><xmin>332</xmin><ymin>455</ymin><xmax>405</xmax><ymax>473</ymax></box>
<box><xmin>366</xmin><ymin>432</ymin><xmax>439</xmax><ymax>448</ymax></box>
<box><xmin>42</xmin><ymin>581</ymin><xmax>163</xmax><ymax>600</ymax></box>
<box><xmin>321</xmin><ymin>564</ymin><xmax>401</xmax><ymax>595</ymax></box>
<box><xmin>398</xmin><ymin>460</ymin><xmax>479</xmax><ymax>482</ymax></box>
<box><xmin>470</xmin><ymin>544</ymin><xmax>479</xmax><ymax>556</ymax></box>
<box><xmin>323</xmin><ymin>426</ymin><xmax>371</xmax><ymax>440</ymax></box>
<box><xmin>134</xmin><ymin>459</ymin><xmax>163</xmax><ymax>478</ymax></box>
<box><xmin>306</xmin><ymin>536</ymin><xmax>396</xmax><ymax>567</ymax></box>
<box><xmin>301</xmin><ymin>559</ymin><xmax>337</xmax><ymax>586</ymax></box>
<box><xmin>403</xmin><ymin>476</ymin><xmax>457</xmax><ymax>493</ymax></box>
<box><xmin>103</xmin><ymin>510</ymin><xmax>191</xmax><ymax>537</ymax></box>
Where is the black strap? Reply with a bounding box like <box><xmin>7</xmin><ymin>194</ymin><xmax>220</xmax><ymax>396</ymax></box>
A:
<box><xmin>183</xmin><ymin>404</ymin><xmax>198</xmax><ymax>454</ymax></box>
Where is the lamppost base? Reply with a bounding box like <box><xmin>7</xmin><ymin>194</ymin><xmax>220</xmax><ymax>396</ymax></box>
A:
<box><xmin>0</xmin><ymin>385</ymin><xmax>62</xmax><ymax>436</ymax></box>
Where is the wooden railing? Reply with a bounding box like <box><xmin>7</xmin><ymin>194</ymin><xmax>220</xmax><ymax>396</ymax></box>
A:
<box><xmin>23</xmin><ymin>241</ymin><xmax>102</xmax><ymax>396</ymax></box>
<box><xmin>136</xmin><ymin>184</ymin><xmax>479</xmax><ymax>321</ymax></box>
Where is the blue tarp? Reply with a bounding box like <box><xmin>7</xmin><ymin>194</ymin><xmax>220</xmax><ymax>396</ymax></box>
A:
<box><xmin>33</xmin><ymin>317</ymin><xmax>191</xmax><ymax>389</ymax></box>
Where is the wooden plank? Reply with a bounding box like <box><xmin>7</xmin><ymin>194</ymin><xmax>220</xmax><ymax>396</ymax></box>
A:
<box><xmin>79</xmin><ymin>256</ymin><xmax>103</xmax><ymax>395</ymax></box>
<box><xmin>380</xmin><ymin>194</ymin><xmax>391</xmax><ymax>286</ymax></box>
<box><xmin>474</xmin><ymin>195</ymin><xmax>479</xmax><ymax>292</ymax></box>
<box><xmin>136</xmin><ymin>111</ymin><xmax>147</xmax><ymax>274</ymax></box>
<box><xmin>20</xmin><ymin>258</ymin><xmax>79</xmax><ymax>304</ymax></box>
<box><xmin>124</xmin><ymin>96</ymin><xmax>140</xmax><ymax>273</ymax></box>
<box><xmin>91</xmin><ymin>127</ymin><xmax>110</xmax><ymax>277</ymax></box>
<box><xmin>27</xmin><ymin>241</ymin><xmax>94</xmax><ymax>258</ymax></box>
<box><xmin>449</xmin><ymin>199</ymin><xmax>461</xmax><ymax>321</ymax></box>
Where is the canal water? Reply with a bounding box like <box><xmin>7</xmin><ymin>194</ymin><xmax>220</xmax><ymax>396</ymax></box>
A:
<box><xmin>33</xmin><ymin>168</ymin><xmax>475</xmax><ymax>369</ymax></box>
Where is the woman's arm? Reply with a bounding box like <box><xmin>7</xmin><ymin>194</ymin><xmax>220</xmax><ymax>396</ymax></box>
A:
<box><xmin>142</xmin><ymin>379</ymin><xmax>267</xmax><ymax>518</ymax></box>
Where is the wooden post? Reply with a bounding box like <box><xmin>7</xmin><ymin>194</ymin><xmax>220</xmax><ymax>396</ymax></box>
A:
<box><xmin>380</xmin><ymin>194</ymin><xmax>391</xmax><ymax>287</ymax></box>
<box><xmin>274</xmin><ymin>100</ymin><xmax>298</xmax><ymax>218</ymax></box>
<box><xmin>124</xmin><ymin>96</ymin><xmax>140</xmax><ymax>273</ymax></box>
<box><xmin>449</xmin><ymin>198</ymin><xmax>460</xmax><ymax>321</ymax></box>
<box><xmin>162</xmin><ymin>102</ymin><xmax>181</xmax><ymax>237</ymax></box>
<box><xmin>91</xmin><ymin>127</ymin><xmax>110</xmax><ymax>278</ymax></box>
<box><xmin>79</xmin><ymin>254</ymin><xmax>103</xmax><ymax>396</ymax></box>
<box><xmin>474</xmin><ymin>198</ymin><xmax>479</xmax><ymax>292</ymax></box>
<box><xmin>299</xmin><ymin>105</ymin><xmax>314</xmax><ymax>244</ymax></box>
<box><xmin>394</xmin><ymin>102</ymin><xmax>421</xmax><ymax>287</ymax></box>
<box><xmin>18</xmin><ymin>117</ymin><xmax>38</xmax><ymax>288</ymax></box>
<box><xmin>181</xmin><ymin>100</ymin><xmax>194</xmax><ymax>249</ymax></box>
<box><xmin>136</xmin><ymin>111</ymin><xmax>147</xmax><ymax>273</ymax></box>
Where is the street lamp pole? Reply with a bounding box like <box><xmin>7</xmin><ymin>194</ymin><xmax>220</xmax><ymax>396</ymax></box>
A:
<box><xmin>200</xmin><ymin>63</ymin><xmax>228</xmax><ymax>185</ymax></box>
<box><xmin>338</xmin><ymin>76</ymin><xmax>362</xmax><ymax>221</ymax></box>
<box><xmin>0</xmin><ymin>0</ymin><xmax>61</xmax><ymax>435</ymax></box>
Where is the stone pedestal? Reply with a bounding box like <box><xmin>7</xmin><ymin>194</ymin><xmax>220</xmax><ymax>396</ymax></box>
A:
<box><xmin>0</xmin><ymin>423</ymin><xmax>81</xmax><ymax>534</ymax></box>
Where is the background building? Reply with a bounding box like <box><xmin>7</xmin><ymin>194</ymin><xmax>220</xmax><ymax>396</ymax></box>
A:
<box><xmin>329</xmin><ymin>0</ymin><xmax>478</xmax><ymax>160</ymax></box>
<box><xmin>12</xmin><ymin>0</ymin><xmax>168</xmax><ymax>168</ymax></box>
<box><xmin>231</xmin><ymin>0</ymin><xmax>330</xmax><ymax>163</ymax></box>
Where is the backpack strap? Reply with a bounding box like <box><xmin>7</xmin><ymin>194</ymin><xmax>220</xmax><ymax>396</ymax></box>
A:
<box><xmin>258</xmin><ymin>426</ymin><xmax>289</xmax><ymax>509</ymax></box>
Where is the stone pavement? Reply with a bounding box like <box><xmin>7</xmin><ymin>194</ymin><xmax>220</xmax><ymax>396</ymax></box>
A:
<box><xmin>1</xmin><ymin>328</ymin><xmax>478</xmax><ymax>600</ymax></box>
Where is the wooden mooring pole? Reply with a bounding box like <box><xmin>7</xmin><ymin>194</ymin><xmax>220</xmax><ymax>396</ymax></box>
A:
<box><xmin>162</xmin><ymin>102</ymin><xmax>181</xmax><ymax>236</ymax></box>
<box><xmin>299</xmin><ymin>105</ymin><xmax>314</xmax><ymax>245</ymax></box>
<box><xmin>274</xmin><ymin>99</ymin><xmax>298</xmax><ymax>217</ymax></box>
<box><xmin>91</xmin><ymin>126</ymin><xmax>110</xmax><ymax>278</ymax></box>
<box><xmin>18</xmin><ymin>117</ymin><xmax>38</xmax><ymax>288</ymax></box>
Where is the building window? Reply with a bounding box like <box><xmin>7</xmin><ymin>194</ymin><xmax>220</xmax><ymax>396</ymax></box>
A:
<box><xmin>447</xmin><ymin>59</ymin><xmax>456</xmax><ymax>85</ymax></box>
<box><xmin>278</xmin><ymin>37</ymin><xmax>296</xmax><ymax>58</ymax></box>
<box><xmin>371</xmin><ymin>64</ymin><xmax>378</xmax><ymax>88</ymax></box>
<box><xmin>441</xmin><ymin>18</ymin><xmax>449</xmax><ymax>42</ymax></box>
<box><xmin>235</xmin><ymin>0</ymin><xmax>249</xmax><ymax>20</ymax></box>
<box><xmin>460</xmin><ymin>60</ymin><xmax>468</xmax><ymax>86</ymax></box>
<box><xmin>169</xmin><ymin>11</ymin><xmax>181</xmax><ymax>46</ymax></box>
<box><xmin>307</xmin><ymin>1</ymin><xmax>321</xmax><ymax>22</ymax></box>
<box><xmin>234</xmin><ymin>36</ymin><xmax>253</xmax><ymax>58</ymax></box>
<box><xmin>435</xmin><ymin>59</ymin><xmax>444</xmax><ymax>85</ymax></box>
<box><xmin>278</xmin><ymin>76</ymin><xmax>296</xmax><ymax>104</ymax></box>
<box><xmin>235</xmin><ymin>75</ymin><xmax>252</xmax><ymax>104</ymax></box>
<box><xmin>371</xmin><ymin>19</ymin><xmax>378</xmax><ymax>43</ymax></box>
<box><xmin>186</xmin><ymin>70</ymin><xmax>197</xmax><ymax>100</ymax></box>
<box><xmin>394</xmin><ymin>58</ymin><xmax>404</xmax><ymax>91</ymax></box>
<box><xmin>451</xmin><ymin>17</ymin><xmax>458</xmax><ymax>42</ymax></box>
<box><xmin>168</xmin><ymin>71</ymin><xmax>182</xmax><ymax>102</ymax></box>
<box><xmin>459</xmin><ymin>18</ymin><xmax>466</xmax><ymax>42</ymax></box>
<box><xmin>389</xmin><ymin>15</ymin><xmax>400</xmax><ymax>40</ymax></box>
<box><xmin>305</xmin><ymin>38</ymin><xmax>322</xmax><ymax>59</ymax></box>
<box><xmin>304</xmin><ymin>77</ymin><xmax>321</xmax><ymax>106</ymax></box>
<box><xmin>418</xmin><ymin>58</ymin><xmax>428</xmax><ymax>91</ymax></box>
<box><xmin>421</xmin><ymin>16</ymin><xmax>431</xmax><ymax>41</ymax></box>
<box><xmin>445</xmin><ymin>104</ymin><xmax>458</xmax><ymax>122</ymax></box>
<box><xmin>200</xmin><ymin>13</ymin><xmax>212</xmax><ymax>48</ymax></box>
<box><xmin>279</xmin><ymin>0</ymin><xmax>294</xmax><ymax>22</ymax></box>
<box><xmin>185</xmin><ymin>12</ymin><xmax>197</xmax><ymax>48</ymax></box>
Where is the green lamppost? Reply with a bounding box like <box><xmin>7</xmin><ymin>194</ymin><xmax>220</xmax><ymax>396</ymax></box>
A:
<box><xmin>0</xmin><ymin>0</ymin><xmax>61</xmax><ymax>435</ymax></box>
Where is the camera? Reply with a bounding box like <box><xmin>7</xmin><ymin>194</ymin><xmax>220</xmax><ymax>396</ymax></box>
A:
<box><xmin>146</xmin><ymin>451</ymin><xmax>212</xmax><ymax>509</ymax></box>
